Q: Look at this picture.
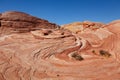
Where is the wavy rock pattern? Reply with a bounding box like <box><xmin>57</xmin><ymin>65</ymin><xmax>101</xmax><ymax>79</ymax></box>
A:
<box><xmin>0</xmin><ymin>11</ymin><xmax>120</xmax><ymax>80</ymax></box>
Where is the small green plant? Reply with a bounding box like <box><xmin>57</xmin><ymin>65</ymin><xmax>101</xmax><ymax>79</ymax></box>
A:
<box><xmin>99</xmin><ymin>50</ymin><xmax>111</xmax><ymax>58</ymax></box>
<box><xmin>71</xmin><ymin>53</ymin><xmax>84</xmax><ymax>61</ymax></box>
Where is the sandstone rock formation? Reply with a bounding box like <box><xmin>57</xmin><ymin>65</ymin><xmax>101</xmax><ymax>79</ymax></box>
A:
<box><xmin>61</xmin><ymin>21</ymin><xmax>104</xmax><ymax>33</ymax></box>
<box><xmin>0</xmin><ymin>11</ymin><xmax>120</xmax><ymax>80</ymax></box>
<box><xmin>0</xmin><ymin>11</ymin><xmax>59</xmax><ymax>36</ymax></box>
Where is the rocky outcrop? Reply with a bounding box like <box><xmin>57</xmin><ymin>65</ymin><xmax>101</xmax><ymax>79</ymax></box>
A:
<box><xmin>61</xmin><ymin>21</ymin><xmax>104</xmax><ymax>33</ymax></box>
<box><xmin>0</xmin><ymin>11</ymin><xmax>59</xmax><ymax>36</ymax></box>
<box><xmin>0</xmin><ymin>11</ymin><xmax>120</xmax><ymax>80</ymax></box>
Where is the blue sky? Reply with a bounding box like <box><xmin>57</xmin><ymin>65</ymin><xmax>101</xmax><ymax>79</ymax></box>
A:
<box><xmin>0</xmin><ymin>0</ymin><xmax>120</xmax><ymax>25</ymax></box>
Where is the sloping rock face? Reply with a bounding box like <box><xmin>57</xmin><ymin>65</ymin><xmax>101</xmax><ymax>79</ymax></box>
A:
<box><xmin>61</xmin><ymin>21</ymin><xmax>104</xmax><ymax>33</ymax></box>
<box><xmin>0</xmin><ymin>11</ymin><xmax>120</xmax><ymax>80</ymax></box>
<box><xmin>0</xmin><ymin>11</ymin><xmax>59</xmax><ymax>36</ymax></box>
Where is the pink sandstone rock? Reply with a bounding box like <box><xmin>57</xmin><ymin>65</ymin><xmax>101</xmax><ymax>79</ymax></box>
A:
<box><xmin>0</xmin><ymin>11</ymin><xmax>120</xmax><ymax>80</ymax></box>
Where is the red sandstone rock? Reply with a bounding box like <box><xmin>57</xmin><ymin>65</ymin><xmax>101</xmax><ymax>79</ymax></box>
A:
<box><xmin>0</xmin><ymin>11</ymin><xmax>120</xmax><ymax>80</ymax></box>
<box><xmin>62</xmin><ymin>21</ymin><xmax>105</xmax><ymax>33</ymax></box>
<box><xmin>0</xmin><ymin>11</ymin><xmax>59</xmax><ymax>36</ymax></box>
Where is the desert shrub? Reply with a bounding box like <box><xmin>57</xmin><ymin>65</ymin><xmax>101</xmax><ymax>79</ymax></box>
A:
<box><xmin>99</xmin><ymin>50</ymin><xmax>111</xmax><ymax>58</ymax></box>
<box><xmin>71</xmin><ymin>53</ymin><xmax>84</xmax><ymax>61</ymax></box>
